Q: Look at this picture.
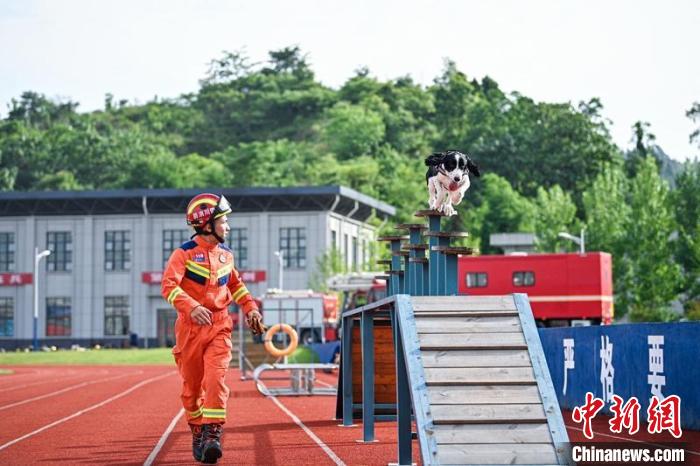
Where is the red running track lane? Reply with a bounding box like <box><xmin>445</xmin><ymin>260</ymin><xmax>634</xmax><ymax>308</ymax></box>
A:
<box><xmin>0</xmin><ymin>367</ymin><xmax>114</xmax><ymax>405</ymax></box>
<box><xmin>3</xmin><ymin>365</ymin><xmax>700</xmax><ymax>465</ymax></box>
<box><xmin>0</xmin><ymin>366</ymin><xmax>179</xmax><ymax>465</ymax></box>
<box><xmin>0</xmin><ymin>367</ymin><xmax>168</xmax><ymax>446</ymax></box>
<box><xmin>0</xmin><ymin>368</ymin><xmax>88</xmax><ymax>393</ymax></box>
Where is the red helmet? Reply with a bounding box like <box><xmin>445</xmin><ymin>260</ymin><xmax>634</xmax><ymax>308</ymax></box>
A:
<box><xmin>186</xmin><ymin>193</ymin><xmax>232</xmax><ymax>228</ymax></box>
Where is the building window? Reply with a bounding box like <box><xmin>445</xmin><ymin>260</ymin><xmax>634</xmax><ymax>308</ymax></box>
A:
<box><xmin>0</xmin><ymin>232</ymin><xmax>15</xmax><ymax>272</ymax></box>
<box><xmin>46</xmin><ymin>297</ymin><xmax>71</xmax><ymax>336</ymax></box>
<box><xmin>466</xmin><ymin>272</ymin><xmax>488</xmax><ymax>288</ymax></box>
<box><xmin>513</xmin><ymin>271</ymin><xmax>535</xmax><ymax>287</ymax></box>
<box><xmin>228</xmin><ymin>228</ymin><xmax>248</xmax><ymax>269</ymax></box>
<box><xmin>104</xmin><ymin>296</ymin><xmax>129</xmax><ymax>336</ymax></box>
<box><xmin>0</xmin><ymin>297</ymin><xmax>13</xmax><ymax>336</ymax></box>
<box><xmin>279</xmin><ymin>228</ymin><xmax>306</xmax><ymax>269</ymax></box>
<box><xmin>47</xmin><ymin>232</ymin><xmax>72</xmax><ymax>272</ymax></box>
<box><xmin>105</xmin><ymin>231</ymin><xmax>130</xmax><ymax>271</ymax></box>
<box><xmin>362</xmin><ymin>239</ymin><xmax>368</xmax><ymax>267</ymax></box>
<box><xmin>163</xmin><ymin>229</ymin><xmax>190</xmax><ymax>267</ymax></box>
<box><xmin>331</xmin><ymin>230</ymin><xmax>337</xmax><ymax>251</ymax></box>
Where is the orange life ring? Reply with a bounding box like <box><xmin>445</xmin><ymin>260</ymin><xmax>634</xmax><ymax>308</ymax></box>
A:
<box><xmin>263</xmin><ymin>324</ymin><xmax>299</xmax><ymax>357</ymax></box>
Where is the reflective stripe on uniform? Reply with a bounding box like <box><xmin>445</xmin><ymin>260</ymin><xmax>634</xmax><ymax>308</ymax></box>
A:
<box><xmin>202</xmin><ymin>408</ymin><xmax>226</xmax><ymax>419</ymax></box>
<box><xmin>217</xmin><ymin>264</ymin><xmax>233</xmax><ymax>279</ymax></box>
<box><xmin>167</xmin><ymin>287</ymin><xmax>183</xmax><ymax>304</ymax></box>
<box><xmin>189</xmin><ymin>406</ymin><xmax>204</xmax><ymax>418</ymax></box>
<box><xmin>232</xmin><ymin>286</ymin><xmax>249</xmax><ymax>302</ymax></box>
<box><xmin>185</xmin><ymin>260</ymin><xmax>210</xmax><ymax>278</ymax></box>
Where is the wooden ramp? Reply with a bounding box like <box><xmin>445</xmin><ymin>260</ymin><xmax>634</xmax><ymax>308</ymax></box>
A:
<box><xmin>395</xmin><ymin>294</ymin><xmax>569</xmax><ymax>465</ymax></box>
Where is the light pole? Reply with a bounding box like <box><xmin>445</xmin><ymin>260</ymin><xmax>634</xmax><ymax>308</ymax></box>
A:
<box><xmin>273</xmin><ymin>250</ymin><xmax>284</xmax><ymax>290</ymax></box>
<box><xmin>558</xmin><ymin>228</ymin><xmax>586</xmax><ymax>254</ymax></box>
<box><xmin>33</xmin><ymin>247</ymin><xmax>51</xmax><ymax>351</ymax></box>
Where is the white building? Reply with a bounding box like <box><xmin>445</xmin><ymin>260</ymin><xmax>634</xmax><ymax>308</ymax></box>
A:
<box><xmin>0</xmin><ymin>186</ymin><xmax>395</xmax><ymax>349</ymax></box>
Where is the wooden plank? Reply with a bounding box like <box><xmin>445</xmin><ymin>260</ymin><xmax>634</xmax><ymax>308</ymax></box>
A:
<box><xmin>432</xmin><ymin>404</ymin><xmax>547</xmax><ymax>424</ymax></box>
<box><xmin>433</xmin><ymin>423</ymin><xmax>552</xmax><ymax>444</ymax></box>
<box><xmin>413</xmin><ymin>303</ymin><xmax>516</xmax><ymax>312</ymax></box>
<box><xmin>428</xmin><ymin>385</ymin><xmax>542</xmax><ymax>405</ymax></box>
<box><xmin>412</xmin><ymin>295</ymin><xmax>516</xmax><ymax>308</ymax></box>
<box><xmin>413</xmin><ymin>311</ymin><xmax>519</xmax><ymax>318</ymax></box>
<box><xmin>424</xmin><ymin>367</ymin><xmax>535</xmax><ymax>385</ymax></box>
<box><xmin>416</xmin><ymin>316</ymin><xmax>521</xmax><ymax>333</ymax></box>
<box><xmin>437</xmin><ymin>443</ymin><xmax>557</xmax><ymax>465</ymax></box>
<box><xmin>419</xmin><ymin>332</ymin><xmax>526</xmax><ymax>349</ymax></box>
<box><xmin>422</xmin><ymin>349</ymin><xmax>532</xmax><ymax>368</ymax></box>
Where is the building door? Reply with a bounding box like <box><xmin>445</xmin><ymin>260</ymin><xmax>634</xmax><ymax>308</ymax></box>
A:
<box><xmin>157</xmin><ymin>309</ymin><xmax>178</xmax><ymax>347</ymax></box>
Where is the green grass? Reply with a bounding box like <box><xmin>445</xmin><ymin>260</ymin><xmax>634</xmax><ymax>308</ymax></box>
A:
<box><xmin>0</xmin><ymin>368</ymin><xmax>14</xmax><ymax>375</ymax></box>
<box><xmin>0</xmin><ymin>348</ymin><xmax>176</xmax><ymax>366</ymax></box>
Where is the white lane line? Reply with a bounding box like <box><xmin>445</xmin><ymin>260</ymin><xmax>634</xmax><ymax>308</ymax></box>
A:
<box><xmin>0</xmin><ymin>370</ymin><xmax>144</xmax><ymax>411</ymax></box>
<box><xmin>567</xmin><ymin>425</ymin><xmax>700</xmax><ymax>456</ymax></box>
<box><xmin>0</xmin><ymin>370</ymin><xmax>176</xmax><ymax>451</ymax></box>
<box><xmin>143</xmin><ymin>408</ymin><xmax>185</xmax><ymax>466</ymax></box>
<box><xmin>259</xmin><ymin>379</ymin><xmax>345</xmax><ymax>466</ymax></box>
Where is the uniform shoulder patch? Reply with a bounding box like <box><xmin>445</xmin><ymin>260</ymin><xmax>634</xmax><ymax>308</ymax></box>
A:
<box><xmin>179</xmin><ymin>240</ymin><xmax>197</xmax><ymax>251</ymax></box>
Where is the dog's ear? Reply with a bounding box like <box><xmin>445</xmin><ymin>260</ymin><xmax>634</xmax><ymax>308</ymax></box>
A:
<box><xmin>425</xmin><ymin>152</ymin><xmax>445</xmax><ymax>167</ymax></box>
<box><xmin>466</xmin><ymin>157</ymin><xmax>481</xmax><ymax>177</ymax></box>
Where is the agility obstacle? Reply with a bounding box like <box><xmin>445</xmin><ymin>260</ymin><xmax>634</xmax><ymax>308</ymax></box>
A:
<box><xmin>337</xmin><ymin>209</ymin><xmax>570</xmax><ymax>465</ymax></box>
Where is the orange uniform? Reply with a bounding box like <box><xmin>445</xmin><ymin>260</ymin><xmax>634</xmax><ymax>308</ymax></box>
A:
<box><xmin>161</xmin><ymin>235</ymin><xmax>258</xmax><ymax>425</ymax></box>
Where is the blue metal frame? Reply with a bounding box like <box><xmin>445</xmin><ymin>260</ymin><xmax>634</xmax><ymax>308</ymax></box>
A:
<box><xmin>394</xmin><ymin>295</ymin><xmax>439</xmax><ymax>465</ymax></box>
<box><xmin>361</xmin><ymin>310</ymin><xmax>376</xmax><ymax>441</ymax></box>
<box><xmin>341</xmin><ymin>314</ymin><xmax>355</xmax><ymax>426</ymax></box>
<box><xmin>514</xmin><ymin>293</ymin><xmax>570</xmax><ymax>465</ymax></box>
<box><xmin>427</xmin><ymin>216</ymin><xmax>441</xmax><ymax>296</ymax></box>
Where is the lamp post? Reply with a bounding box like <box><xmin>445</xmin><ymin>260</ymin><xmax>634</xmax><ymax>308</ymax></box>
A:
<box><xmin>33</xmin><ymin>247</ymin><xmax>51</xmax><ymax>351</ymax></box>
<box><xmin>273</xmin><ymin>250</ymin><xmax>284</xmax><ymax>291</ymax></box>
<box><xmin>558</xmin><ymin>228</ymin><xmax>586</xmax><ymax>254</ymax></box>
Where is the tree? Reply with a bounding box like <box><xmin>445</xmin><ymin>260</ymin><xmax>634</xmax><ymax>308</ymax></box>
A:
<box><xmin>672</xmin><ymin>161</ymin><xmax>700</xmax><ymax>312</ymax></box>
<box><xmin>533</xmin><ymin>185</ymin><xmax>579</xmax><ymax>252</ymax></box>
<box><xmin>583</xmin><ymin>163</ymin><xmax>632</xmax><ymax>317</ymax></box>
<box><xmin>469</xmin><ymin>174</ymin><xmax>536</xmax><ymax>254</ymax></box>
<box><xmin>687</xmin><ymin>102</ymin><xmax>700</xmax><ymax>149</ymax></box>
<box><xmin>625</xmin><ymin>157</ymin><xmax>682</xmax><ymax>321</ymax></box>
<box><xmin>321</xmin><ymin>102</ymin><xmax>385</xmax><ymax>159</ymax></box>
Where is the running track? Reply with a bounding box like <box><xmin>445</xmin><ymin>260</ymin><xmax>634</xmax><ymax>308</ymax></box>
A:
<box><xmin>0</xmin><ymin>366</ymin><xmax>697</xmax><ymax>465</ymax></box>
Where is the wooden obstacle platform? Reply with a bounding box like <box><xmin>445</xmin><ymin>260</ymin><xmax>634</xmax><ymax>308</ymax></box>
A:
<box><xmin>339</xmin><ymin>294</ymin><xmax>570</xmax><ymax>465</ymax></box>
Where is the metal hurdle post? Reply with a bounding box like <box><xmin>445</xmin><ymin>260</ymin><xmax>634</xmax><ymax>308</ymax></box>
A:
<box><xmin>391</xmin><ymin>308</ymin><xmax>412</xmax><ymax>465</ymax></box>
<box><xmin>341</xmin><ymin>315</ymin><xmax>355</xmax><ymax>426</ymax></box>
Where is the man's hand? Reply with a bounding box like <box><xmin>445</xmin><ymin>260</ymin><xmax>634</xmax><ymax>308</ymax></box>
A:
<box><xmin>246</xmin><ymin>310</ymin><xmax>267</xmax><ymax>335</ymax></box>
<box><xmin>190</xmin><ymin>305</ymin><xmax>213</xmax><ymax>326</ymax></box>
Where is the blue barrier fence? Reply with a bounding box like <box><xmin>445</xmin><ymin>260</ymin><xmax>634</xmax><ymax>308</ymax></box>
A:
<box><xmin>539</xmin><ymin>322</ymin><xmax>700</xmax><ymax>430</ymax></box>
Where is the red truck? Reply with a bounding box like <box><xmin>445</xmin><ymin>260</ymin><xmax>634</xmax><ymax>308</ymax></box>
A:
<box><xmin>458</xmin><ymin>252</ymin><xmax>613</xmax><ymax>326</ymax></box>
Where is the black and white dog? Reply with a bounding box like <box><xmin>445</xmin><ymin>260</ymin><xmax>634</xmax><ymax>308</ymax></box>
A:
<box><xmin>425</xmin><ymin>150</ymin><xmax>480</xmax><ymax>216</ymax></box>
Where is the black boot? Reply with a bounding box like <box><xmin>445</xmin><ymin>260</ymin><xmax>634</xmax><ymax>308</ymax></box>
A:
<box><xmin>189</xmin><ymin>424</ymin><xmax>204</xmax><ymax>462</ymax></box>
<box><xmin>200</xmin><ymin>423</ymin><xmax>223</xmax><ymax>464</ymax></box>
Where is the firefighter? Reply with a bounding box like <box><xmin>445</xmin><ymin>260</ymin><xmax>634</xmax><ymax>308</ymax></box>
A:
<box><xmin>161</xmin><ymin>193</ymin><xmax>266</xmax><ymax>464</ymax></box>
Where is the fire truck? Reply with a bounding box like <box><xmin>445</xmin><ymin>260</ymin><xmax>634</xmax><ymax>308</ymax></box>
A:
<box><xmin>458</xmin><ymin>252</ymin><xmax>613</xmax><ymax>326</ymax></box>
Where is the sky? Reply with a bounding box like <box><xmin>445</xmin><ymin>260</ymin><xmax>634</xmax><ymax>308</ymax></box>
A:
<box><xmin>1</xmin><ymin>0</ymin><xmax>699</xmax><ymax>161</ymax></box>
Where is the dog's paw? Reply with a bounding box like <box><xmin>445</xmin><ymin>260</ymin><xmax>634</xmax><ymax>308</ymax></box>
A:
<box><xmin>443</xmin><ymin>205</ymin><xmax>456</xmax><ymax>216</ymax></box>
